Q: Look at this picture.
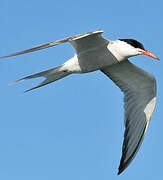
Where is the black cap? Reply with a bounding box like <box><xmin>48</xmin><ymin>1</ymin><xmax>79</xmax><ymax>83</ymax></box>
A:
<box><xmin>119</xmin><ymin>39</ymin><xmax>145</xmax><ymax>50</ymax></box>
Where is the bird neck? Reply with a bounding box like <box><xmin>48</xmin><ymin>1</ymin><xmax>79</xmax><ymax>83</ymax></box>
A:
<box><xmin>107</xmin><ymin>41</ymin><xmax>127</xmax><ymax>62</ymax></box>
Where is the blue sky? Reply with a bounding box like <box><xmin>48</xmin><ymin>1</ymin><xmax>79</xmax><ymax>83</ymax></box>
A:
<box><xmin>0</xmin><ymin>0</ymin><xmax>163</xmax><ymax>179</ymax></box>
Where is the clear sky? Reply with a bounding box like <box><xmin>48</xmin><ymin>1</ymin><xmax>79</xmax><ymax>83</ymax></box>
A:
<box><xmin>1</xmin><ymin>0</ymin><xmax>163</xmax><ymax>179</ymax></box>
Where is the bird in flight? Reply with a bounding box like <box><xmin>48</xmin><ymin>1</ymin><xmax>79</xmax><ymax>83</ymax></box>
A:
<box><xmin>0</xmin><ymin>30</ymin><xmax>159</xmax><ymax>174</ymax></box>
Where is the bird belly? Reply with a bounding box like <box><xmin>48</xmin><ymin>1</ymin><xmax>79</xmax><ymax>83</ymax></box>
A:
<box><xmin>64</xmin><ymin>47</ymin><xmax>118</xmax><ymax>73</ymax></box>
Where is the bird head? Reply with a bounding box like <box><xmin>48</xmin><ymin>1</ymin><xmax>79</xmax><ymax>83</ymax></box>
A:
<box><xmin>117</xmin><ymin>39</ymin><xmax>160</xmax><ymax>60</ymax></box>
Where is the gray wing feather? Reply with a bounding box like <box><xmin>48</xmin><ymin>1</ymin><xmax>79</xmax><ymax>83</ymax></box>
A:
<box><xmin>0</xmin><ymin>30</ymin><xmax>104</xmax><ymax>58</ymax></box>
<box><xmin>101</xmin><ymin>60</ymin><xmax>156</xmax><ymax>174</ymax></box>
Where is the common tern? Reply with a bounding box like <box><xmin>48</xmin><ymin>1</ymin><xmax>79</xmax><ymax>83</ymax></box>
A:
<box><xmin>0</xmin><ymin>30</ymin><xmax>159</xmax><ymax>174</ymax></box>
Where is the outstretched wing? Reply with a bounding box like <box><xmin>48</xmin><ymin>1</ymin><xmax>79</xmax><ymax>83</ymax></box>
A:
<box><xmin>101</xmin><ymin>60</ymin><xmax>156</xmax><ymax>175</ymax></box>
<box><xmin>0</xmin><ymin>30</ymin><xmax>105</xmax><ymax>58</ymax></box>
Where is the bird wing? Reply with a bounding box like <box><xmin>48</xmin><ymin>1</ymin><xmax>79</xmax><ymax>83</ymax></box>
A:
<box><xmin>0</xmin><ymin>30</ymin><xmax>106</xmax><ymax>58</ymax></box>
<box><xmin>101</xmin><ymin>60</ymin><xmax>156</xmax><ymax>175</ymax></box>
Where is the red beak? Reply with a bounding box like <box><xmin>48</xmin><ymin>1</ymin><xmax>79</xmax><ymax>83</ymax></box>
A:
<box><xmin>140</xmin><ymin>50</ymin><xmax>160</xmax><ymax>60</ymax></box>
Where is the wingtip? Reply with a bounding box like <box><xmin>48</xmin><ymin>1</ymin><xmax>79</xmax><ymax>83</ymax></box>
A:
<box><xmin>8</xmin><ymin>78</ymin><xmax>25</xmax><ymax>85</ymax></box>
<box><xmin>117</xmin><ymin>168</ymin><xmax>123</xmax><ymax>175</ymax></box>
<box><xmin>117</xmin><ymin>172</ymin><xmax>120</xmax><ymax>175</ymax></box>
<box><xmin>117</xmin><ymin>161</ymin><xmax>126</xmax><ymax>175</ymax></box>
<box><xmin>0</xmin><ymin>55</ymin><xmax>12</xmax><ymax>58</ymax></box>
<box><xmin>0</xmin><ymin>53</ymin><xmax>23</xmax><ymax>58</ymax></box>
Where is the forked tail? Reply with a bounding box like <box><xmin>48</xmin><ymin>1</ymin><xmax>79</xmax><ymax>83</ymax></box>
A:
<box><xmin>12</xmin><ymin>65</ymin><xmax>70</xmax><ymax>92</ymax></box>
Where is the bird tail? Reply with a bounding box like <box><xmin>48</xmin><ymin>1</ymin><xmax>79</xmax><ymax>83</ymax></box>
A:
<box><xmin>11</xmin><ymin>65</ymin><xmax>70</xmax><ymax>92</ymax></box>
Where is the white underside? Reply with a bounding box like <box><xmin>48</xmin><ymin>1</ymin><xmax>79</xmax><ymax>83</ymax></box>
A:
<box><xmin>63</xmin><ymin>43</ymin><xmax>119</xmax><ymax>73</ymax></box>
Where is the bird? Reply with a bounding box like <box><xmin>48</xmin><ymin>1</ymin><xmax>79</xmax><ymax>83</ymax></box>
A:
<box><xmin>0</xmin><ymin>30</ymin><xmax>159</xmax><ymax>174</ymax></box>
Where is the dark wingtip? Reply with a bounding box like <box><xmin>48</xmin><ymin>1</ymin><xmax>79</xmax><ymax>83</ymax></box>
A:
<box><xmin>117</xmin><ymin>162</ymin><xmax>127</xmax><ymax>175</ymax></box>
<box><xmin>117</xmin><ymin>168</ymin><xmax>123</xmax><ymax>175</ymax></box>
